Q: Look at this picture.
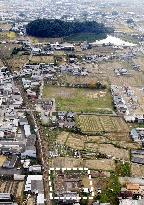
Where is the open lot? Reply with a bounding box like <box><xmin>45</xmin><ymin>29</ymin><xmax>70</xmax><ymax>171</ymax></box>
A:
<box><xmin>76</xmin><ymin>115</ymin><xmax>129</xmax><ymax>134</ymax></box>
<box><xmin>43</xmin><ymin>86</ymin><xmax>113</xmax><ymax>112</ymax></box>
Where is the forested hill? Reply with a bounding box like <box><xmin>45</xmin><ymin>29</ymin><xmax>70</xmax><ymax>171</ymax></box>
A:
<box><xmin>26</xmin><ymin>19</ymin><xmax>113</xmax><ymax>38</ymax></box>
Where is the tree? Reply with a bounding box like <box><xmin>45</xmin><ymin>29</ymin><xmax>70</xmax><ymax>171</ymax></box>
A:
<box><xmin>26</xmin><ymin>19</ymin><xmax>113</xmax><ymax>38</ymax></box>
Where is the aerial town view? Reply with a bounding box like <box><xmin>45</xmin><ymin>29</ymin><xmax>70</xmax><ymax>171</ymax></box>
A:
<box><xmin>0</xmin><ymin>0</ymin><xmax>144</xmax><ymax>205</ymax></box>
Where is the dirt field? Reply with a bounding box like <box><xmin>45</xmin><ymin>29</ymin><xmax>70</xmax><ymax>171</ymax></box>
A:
<box><xmin>66</xmin><ymin>135</ymin><xmax>85</xmax><ymax>150</ymax></box>
<box><xmin>30</xmin><ymin>55</ymin><xmax>54</xmax><ymax>64</ymax></box>
<box><xmin>0</xmin><ymin>156</ymin><xmax>6</xmax><ymax>167</ymax></box>
<box><xmin>27</xmin><ymin>197</ymin><xmax>35</xmax><ymax>205</ymax></box>
<box><xmin>56</xmin><ymin>131</ymin><xmax>69</xmax><ymax>145</ymax></box>
<box><xmin>76</xmin><ymin>115</ymin><xmax>129</xmax><ymax>134</ymax></box>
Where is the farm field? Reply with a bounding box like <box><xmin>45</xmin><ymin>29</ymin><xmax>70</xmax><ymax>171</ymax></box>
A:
<box><xmin>6</xmin><ymin>54</ymin><xmax>29</xmax><ymax>71</ymax></box>
<box><xmin>27</xmin><ymin>197</ymin><xmax>35</xmax><ymax>205</ymax></box>
<box><xmin>109</xmin><ymin>72</ymin><xmax>144</xmax><ymax>87</ymax></box>
<box><xmin>28</xmin><ymin>36</ymin><xmax>63</xmax><ymax>44</ymax></box>
<box><xmin>76</xmin><ymin>115</ymin><xmax>129</xmax><ymax>134</ymax></box>
<box><xmin>50</xmin><ymin>157</ymin><xmax>115</xmax><ymax>171</ymax></box>
<box><xmin>64</xmin><ymin>32</ymin><xmax>106</xmax><ymax>42</ymax></box>
<box><xmin>131</xmin><ymin>163</ymin><xmax>144</xmax><ymax>177</ymax></box>
<box><xmin>51</xmin><ymin>157</ymin><xmax>84</xmax><ymax>168</ymax></box>
<box><xmin>43</xmin><ymin>86</ymin><xmax>113</xmax><ymax>112</ymax></box>
<box><xmin>0</xmin><ymin>180</ymin><xmax>24</xmax><ymax>201</ymax></box>
<box><xmin>0</xmin><ymin>59</ymin><xmax>4</xmax><ymax>67</ymax></box>
<box><xmin>0</xmin><ymin>43</ymin><xmax>20</xmax><ymax>59</ymax></box>
<box><xmin>0</xmin><ymin>23</ymin><xmax>12</xmax><ymax>30</ymax></box>
<box><xmin>29</xmin><ymin>55</ymin><xmax>54</xmax><ymax>64</ymax></box>
<box><xmin>0</xmin><ymin>156</ymin><xmax>6</xmax><ymax>167</ymax></box>
<box><xmin>0</xmin><ymin>32</ymin><xmax>16</xmax><ymax>41</ymax></box>
<box><xmin>60</xmin><ymin>73</ymin><xmax>108</xmax><ymax>86</ymax></box>
<box><xmin>86</xmin><ymin>143</ymin><xmax>129</xmax><ymax>160</ymax></box>
<box><xmin>56</xmin><ymin>131</ymin><xmax>130</xmax><ymax>160</ymax></box>
<box><xmin>85</xmin><ymin>159</ymin><xmax>115</xmax><ymax>171</ymax></box>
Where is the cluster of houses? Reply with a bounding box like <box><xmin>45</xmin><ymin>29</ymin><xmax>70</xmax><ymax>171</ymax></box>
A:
<box><xmin>37</xmin><ymin>100</ymin><xmax>76</xmax><ymax>129</ymax></box>
<box><xmin>30</xmin><ymin>42</ymin><xmax>75</xmax><ymax>56</ymax></box>
<box><xmin>111</xmin><ymin>85</ymin><xmax>144</xmax><ymax>123</ymax></box>
<box><xmin>118</xmin><ymin>177</ymin><xmax>144</xmax><ymax>205</ymax></box>
<box><xmin>114</xmin><ymin>68</ymin><xmax>129</xmax><ymax>76</ymax></box>
<box><xmin>0</xmin><ymin>66</ymin><xmax>44</xmax><ymax>205</ymax></box>
<box><xmin>131</xmin><ymin>149</ymin><xmax>144</xmax><ymax>165</ymax></box>
<box><xmin>60</xmin><ymin>64</ymin><xmax>88</xmax><ymax>76</ymax></box>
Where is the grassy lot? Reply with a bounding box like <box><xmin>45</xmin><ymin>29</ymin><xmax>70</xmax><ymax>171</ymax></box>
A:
<box><xmin>115</xmin><ymin>161</ymin><xmax>131</xmax><ymax>177</ymax></box>
<box><xmin>97</xmin><ymin>173</ymin><xmax>121</xmax><ymax>205</ymax></box>
<box><xmin>0</xmin><ymin>31</ymin><xmax>16</xmax><ymax>41</ymax></box>
<box><xmin>76</xmin><ymin>115</ymin><xmax>129</xmax><ymax>134</ymax></box>
<box><xmin>28</xmin><ymin>36</ymin><xmax>63</xmax><ymax>44</ymax></box>
<box><xmin>43</xmin><ymin>86</ymin><xmax>113</xmax><ymax>112</ymax></box>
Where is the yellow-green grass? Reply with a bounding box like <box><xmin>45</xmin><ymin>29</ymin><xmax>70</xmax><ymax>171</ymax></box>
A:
<box><xmin>43</xmin><ymin>86</ymin><xmax>113</xmax><ymax>113</ymax></box>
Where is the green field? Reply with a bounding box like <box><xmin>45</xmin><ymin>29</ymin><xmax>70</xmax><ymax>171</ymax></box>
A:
<box><xmin>43</xmin><ymin>86</ymin><xmax>113</xmax><ymax>112</ymax></box>
<box><xmin>64</xmin><ymin>32</ymin><xmax>107</xmax><ymax>42</ymax></box>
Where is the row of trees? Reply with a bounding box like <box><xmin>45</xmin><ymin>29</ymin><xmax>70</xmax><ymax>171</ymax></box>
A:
<box><xmin>26</xmin><ymin>19</ymin><xmax>113</xmax><ymax>38</ymax></box>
